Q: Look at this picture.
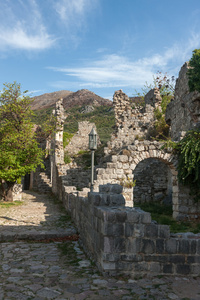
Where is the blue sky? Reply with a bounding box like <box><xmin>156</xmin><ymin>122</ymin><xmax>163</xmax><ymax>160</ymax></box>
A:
<box><xmin>0</xmin><ymin>0</ymin><xmax>200</xmax><ymax>100</ymax></box>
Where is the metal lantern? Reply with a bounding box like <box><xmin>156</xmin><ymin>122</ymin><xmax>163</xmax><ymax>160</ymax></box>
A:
<box><xmin>89</xmin><ymin>128</ymin><xmax>97</xmax><ymax>150</ymax></box>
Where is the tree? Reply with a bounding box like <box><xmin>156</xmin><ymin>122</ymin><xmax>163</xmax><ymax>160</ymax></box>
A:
<box><xmin>0</xmin><ymin>82</ymin><xmax>44</xmax><ymax>201</ymax></box>
<box><xmin>187</xmin><ymin>49</ymin><xmax>200</xmax><ymax>93</ymax></box>
<box><xmin>134</xmin><ymin>72</ymin><xmax>175</xmax><ymax>139</ymax></box>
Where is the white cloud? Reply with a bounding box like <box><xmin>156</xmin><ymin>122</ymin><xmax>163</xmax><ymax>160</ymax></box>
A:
<box><xmin>54</xmin><ymin>0</ymin><xmax>98</xmax><ymax>28</ymax></box>
<box><xmin>0</xmin><ymin>0</ymin><xmax>56</xmax><ymax>51</ymax></box>
<box><xmin>49</xmin><ymin>34</ymin><xmax>200</xmax><ymax>90</ymax></box>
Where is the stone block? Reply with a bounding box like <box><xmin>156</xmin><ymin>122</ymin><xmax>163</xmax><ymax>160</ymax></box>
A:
<box><xmin>134</xmin><ymin>224</ymin><xmax>145</xmax><ymax>238</ymax></box>
<box><xmin>156</xmin><ymin>239</ymin><xmax>165</xmax><ymax>254</ymax></box>
<box><xmin>109</xmin><ymin>184</ymin><xmax>123</xmax><ymax>194</ymax></box>
<box><xmin>116</xmin><ymin>261</ymin><xmax>133</xmax><ymax>271</ymax></box>
<box><xmin>176</xmin><ymin>264</ymin><xmax>191</xmax><ymax>275</ymax></box>
<box><xmin>102</xmin><ymin>261</ymin><xmax>116</xmax><ymax>270</ymax></box>
<box><xmin>149</xmin><ymin>262</ymin><xmax>161</xmax><ymax>273</ymax></box>
<box><xmin>158</xmin><ymin>225</ymin><xmax>170</xmax><ymax>239</ymax></box>
<box><xmin>197</xmin><ymin>240</ymin><xmax>200</xmax><ymax>255</ymax></box>
<box><xmin>141</xmin><ymin>239</ymin><xmax>155</xmax><ymax>254</ymax></box>
<box><xmin>134</xmin><ymin>261</ymin><xmax>148</xmax><ymax>272</ymax></box>
<box><xmin>191</xmin><ymin>264</ymin><xmax>200</xmax><ymax>275</ymax></box>
<box><xmin>178</xmin><ymin>239</ymin><xmax>190</xmax><ymax>254</ymax></box>
<box><xmin>115</xmin><ymin>210</ymin><xmax>127</xmax><ymax>222</ymax></box>
<box><xmin>114</xmin><ymin>237</ymin><xmax>126</xmax><ymax>253</ymax></box>
<box><xmin>103</xmin><ymin>237</ymin><xmax>114</xmax><ymax>253</ymax></box>
<box><xmin>102</xmin><ymin>253</ymin><xmax>120</xmax><ymax>262</ymax></box>
<box><xmin>102</xmin><ymin>223</ymin><xmax>124</xmax><ymax>236</ymax></box>
<box><xmin>168</xmin><ymin>255</ymin><xmax>185</xmax><ymax>264</ymax></box>
<box><xmin>120</xmin><ymin>254</ymin><xmax>143</xmax><ymax>262</ymax></box>
<box><xmin>118</xmin><ymin>155</ymin><xmax>129</xmax><ymax>162</ymax></box>
<box><xmin>165</xmin><ymin>238</ymin><xmax>178</xmax><ymax>254</ymax></box>
<box><xmin>111</xmin><ymin>155</ymin><xmax>118</xmax><ymax>163</ymax></box>
<box><xmin>108</xmin><ymin>194</ymin><xmax>125</xmax><ymax>206</ymax></box>
<box><xmin>163</xmin><ymin>264</ymin><xmax>173</xmax><ymax>274</ymax></box>
<box><xmin>126</xmin><ymin>210</ymin><xmax>140</xmax><ymax>223</ymax></box>
<box><xmin>187</xmin><ymin>256</ymin><xmax>200</xmax><ymax>264</ymax></box>
<box><xmin>126</xmin><ymin>238</ymin><xmax>142</xmax><ymax>253</ymax></box>
<box><xmin>125</xmin><ymin>223</ymin><xmax>134</xmax><ymax>237</ymax></box>
<box><xmin>144</xmin><ymin>224</ymin><xmax>158</xmax><ymax>238</ymax></box>
<box><xmin>140</xmin><ymin>211</ymin><xmax>151</xmax><ymax>224</ymax></box>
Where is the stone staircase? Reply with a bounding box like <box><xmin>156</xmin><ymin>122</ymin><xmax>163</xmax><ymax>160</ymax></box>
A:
<box><xmin>37</xmin><ymin>172</ymin><xmax>52</xmax><ymax>193</ymax></box>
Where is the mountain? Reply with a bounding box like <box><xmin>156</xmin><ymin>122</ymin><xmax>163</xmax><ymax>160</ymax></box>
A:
<box><xmin>31</xmin><ymin>89</ymin><xmax>112</xmax><ymax>111</ymax></box>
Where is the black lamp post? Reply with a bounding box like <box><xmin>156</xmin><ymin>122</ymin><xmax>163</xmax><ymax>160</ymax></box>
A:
<box><xmin>89</xmin><ymin>128</ymin><xmax>97</xmax><ymax>192</ymax></box>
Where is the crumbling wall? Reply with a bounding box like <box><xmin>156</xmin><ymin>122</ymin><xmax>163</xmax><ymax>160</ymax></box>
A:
<box><xmin>165</xmin><ymin>62</ymin><xmax>200</xmax><ymax>141</ymax></box>
<box><xmin>65</xmin><ymin>121</ymin><xmax>100</xmax><ymax>155</ymax></box>
<box><xmin>105</xmin><ymin>88</ymin><xmax>161</xmax><ymax>154</ymax></box>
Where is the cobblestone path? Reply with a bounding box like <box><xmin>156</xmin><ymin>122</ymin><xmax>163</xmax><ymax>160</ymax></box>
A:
<box><xmin>0</xmin><ymin>191</ymin><xmax>199</xmax><ymax>299</ymax></box>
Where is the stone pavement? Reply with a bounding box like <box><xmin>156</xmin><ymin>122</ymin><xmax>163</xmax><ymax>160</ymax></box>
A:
<box><xmin>0</xmin><ymin>191</ymin><xmax>199</xmax><ymax>299</ymax></box>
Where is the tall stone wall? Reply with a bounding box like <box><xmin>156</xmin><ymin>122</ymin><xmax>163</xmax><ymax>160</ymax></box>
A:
<box><xmin>105</xmin><ymin>88</ymin><xmax>161</xmax><ymax>154</ymax></box>
<box><xmin>165</xmin><ymin>62</ymin><xmax>200</xmax><ymax>141</ymax></box>
<box><xmin>65</xmin><ymin>121</ymin><xmax>100</xmax><ymax>155</ymax></box>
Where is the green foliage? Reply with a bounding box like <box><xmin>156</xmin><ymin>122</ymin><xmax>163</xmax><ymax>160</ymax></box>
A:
<box><xmin>64</xmin><ymin>105</ymin><xmax>115</xmax><ymax>144</ymax></box>
<box><xmin>63</xmin><ymin>132</ymin><xmax>73</xmax><ymax>148</ymax></box>
<box><xmin>64</xmin><ymin>152</ymin><xmax>71</xmax><ymax>164</ymax></box>
<box><xmin>119</xmin><ymin>177</ymin><xmax>136</xmax><ymax>188</ymax></box>
<box><xmin>0</xmin><ymin>200</ymin><xmax>23</xmax><ymax>208</ymax></box>
<box><xmin>135</xmin><ymin>202</ymin><xmax>200</xmax><ymax>233</ymax></box>
<box><xmin>31</xmin><ymin>107</ymin><xmax>57</xmax><ymax>142</ymax></box>
<box><xmin>73</xmin><ymin>150</ymin><xmax>92</xmax><ymax>169</ymax></box>
<box><xmin>134</xmin><ymin>72</ymin><xmax>174</xmax><ymax>140</ymax></box>
<box><xmin>177</xmin><ymin>129</ymin><xmax>200</xmax><ymax>200</ymax></box>
<box><xmin>0</xmin><ymin>82</ymin><xmax>44</xmax><ymax>201</ymax></box>
<box><xmin>187</xmin><ymin>48</ymin><xmax>200</xmax><ymax>93</ymax></box>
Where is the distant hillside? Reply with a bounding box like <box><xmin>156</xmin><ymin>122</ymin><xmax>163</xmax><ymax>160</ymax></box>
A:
<box><xmin>31</xmin><ymin>90</ymin><xmax>73</xmax><ymax>110</ymax></box>
<box><xmin>31</xmin><ymin>89</ymin><xmax>112</xmax><ymax>111</ymax></box>
<box><xmin>31</xmin><ymin>89</ymin><xmax>114</xmax><ymax>144</ymax></box>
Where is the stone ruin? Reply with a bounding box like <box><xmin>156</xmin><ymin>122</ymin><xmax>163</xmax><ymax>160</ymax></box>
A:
<box><xmin>166</xmin><ymin>62</ymin><xmax>200</xmax><ymax>141</ymax></box>
<box><xmin>32</xmin><ymin>61</ymin><xmax>200</xmax><ymax>221</ymax></box>
<box><xmin>106</xmin><ymin>88</ymin><xmax>161</xmax><ymax>152</ymax></box>
<box><xmin>65</xmin><ymin>121</ymin><xmax>100</xmax><ymax>155</ymax></box>
<box><xmin>30</xmin><ymin>62</ymin><xmax>200</xmax><ymax>277</ymax></box>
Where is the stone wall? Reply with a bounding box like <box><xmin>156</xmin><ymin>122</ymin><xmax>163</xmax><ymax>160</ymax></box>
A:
<box><xmin>105</xmin><ymin>88</ymin><xmax>161</xmax><ymax>154</ymax></box>
<box><xmin>165</xmin><ymin>62</ymin><xmax>200</xmax><ymax>141</ymax></box>
<box><xmin>133</xmin><ymin>158</ymin><xmax>172</xmax><ymax>205</ymax></box>
<box><xmin>65</xmin><ymin>121</ymin><xmax>100</xmax><ymax>155</ymax></box>
<box><xmin>94</xmin><ymin>140</ymin><xmax>200</xmax><ymax>220</ymax></box>
<box><xmin>59</xmin><ymin>182</ymin><xmax>200</xmax><ymax>277</ymax></box>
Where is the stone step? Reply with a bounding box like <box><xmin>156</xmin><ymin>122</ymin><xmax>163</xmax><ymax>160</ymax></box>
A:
<box><xmin>0</xmin><ymin>228</ymin><xmax>77</xmax><ymax>242</ymax></box>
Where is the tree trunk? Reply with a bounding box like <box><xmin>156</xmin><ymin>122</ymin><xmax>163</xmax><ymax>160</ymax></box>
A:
<box><xmin>2</xmin><ymin>181</ymin><xmax>15</xmax><ymax>202</ymax></box>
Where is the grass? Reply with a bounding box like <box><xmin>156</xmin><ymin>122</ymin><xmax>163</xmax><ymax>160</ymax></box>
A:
<box><xmin>55</xmin><ymin>214</ymin><xmax>72</xmax><ymax>228</ymax></box>
<box><xmin>58</xmin><ymin>241</ymin><xmax>82</xmax><ymax>266</ymax></box>
<box><xmin>134</xmin><ymin>201</ymin><xmax>200</xmax><ymax>233</ymax></box>
<box><xmin>0</xmin><ymin>200</ymin><xmax>23</xmax><ymax>208</ymax></box>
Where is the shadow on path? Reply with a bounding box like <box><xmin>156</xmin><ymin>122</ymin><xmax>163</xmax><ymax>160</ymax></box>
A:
<box><xmin>0</xmin><ymin>190</ymin><xmax>77</xmax><ymax>241</ymax></box>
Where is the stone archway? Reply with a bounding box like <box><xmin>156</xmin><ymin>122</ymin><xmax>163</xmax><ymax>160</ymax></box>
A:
<box><xmin>133</xmin><ymin>157</ymin><xmax>173</xmax><ymax>206</ymax></box>
<box><xmin>126</xmin><ymin>142</ymin><xmax>179</xmax><ymax>219</ymax></box>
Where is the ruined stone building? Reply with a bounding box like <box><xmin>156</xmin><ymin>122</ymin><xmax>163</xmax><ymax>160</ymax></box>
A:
<box><xmin>28</xmin><ymin>62</ymin><xmax>200</xmax><ymax>277</ymax></box>
<box><xmin>32</xmin><ymin>62</ymin><xmax>200</xmax><ymax>221</ymax></box>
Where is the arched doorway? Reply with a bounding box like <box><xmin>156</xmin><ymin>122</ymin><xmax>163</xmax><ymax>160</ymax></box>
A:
<box><xmin>133</xmin><ymin>158</ymin><xmax>173</xmax><ymax>206</ymax></box>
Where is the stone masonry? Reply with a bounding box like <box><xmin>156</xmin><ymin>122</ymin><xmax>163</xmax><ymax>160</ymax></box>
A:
<box><xmin>60</xmin><ymin>182</ymin><xmax>200</xmax><ymax>277</ymax></box>
<box><xmin>106</xmin><ymin>88</ymin><xmax>161</xmax><ymax>154</ymax></box>
<box><xmin>65</xmin><ymin>121</ymin><xmax>100</xmax><ymax>155</ymax></box>
<box><xmin>166</xmin><ymin>62</ymin><xmax>200</xmax><ymax>141</ymax></box>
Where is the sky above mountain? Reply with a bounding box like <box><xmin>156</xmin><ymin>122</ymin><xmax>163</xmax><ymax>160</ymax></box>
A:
<box><xmin>0</xmin><ymin>0</ymin><xmax>200</xmax><ymax>100</ymax></box>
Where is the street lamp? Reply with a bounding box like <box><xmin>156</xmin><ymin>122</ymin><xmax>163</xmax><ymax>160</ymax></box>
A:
<box><xmin>89</xmin><ymin>128</ymin><xmax>97</xmax><ymax>192</ymax></box>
